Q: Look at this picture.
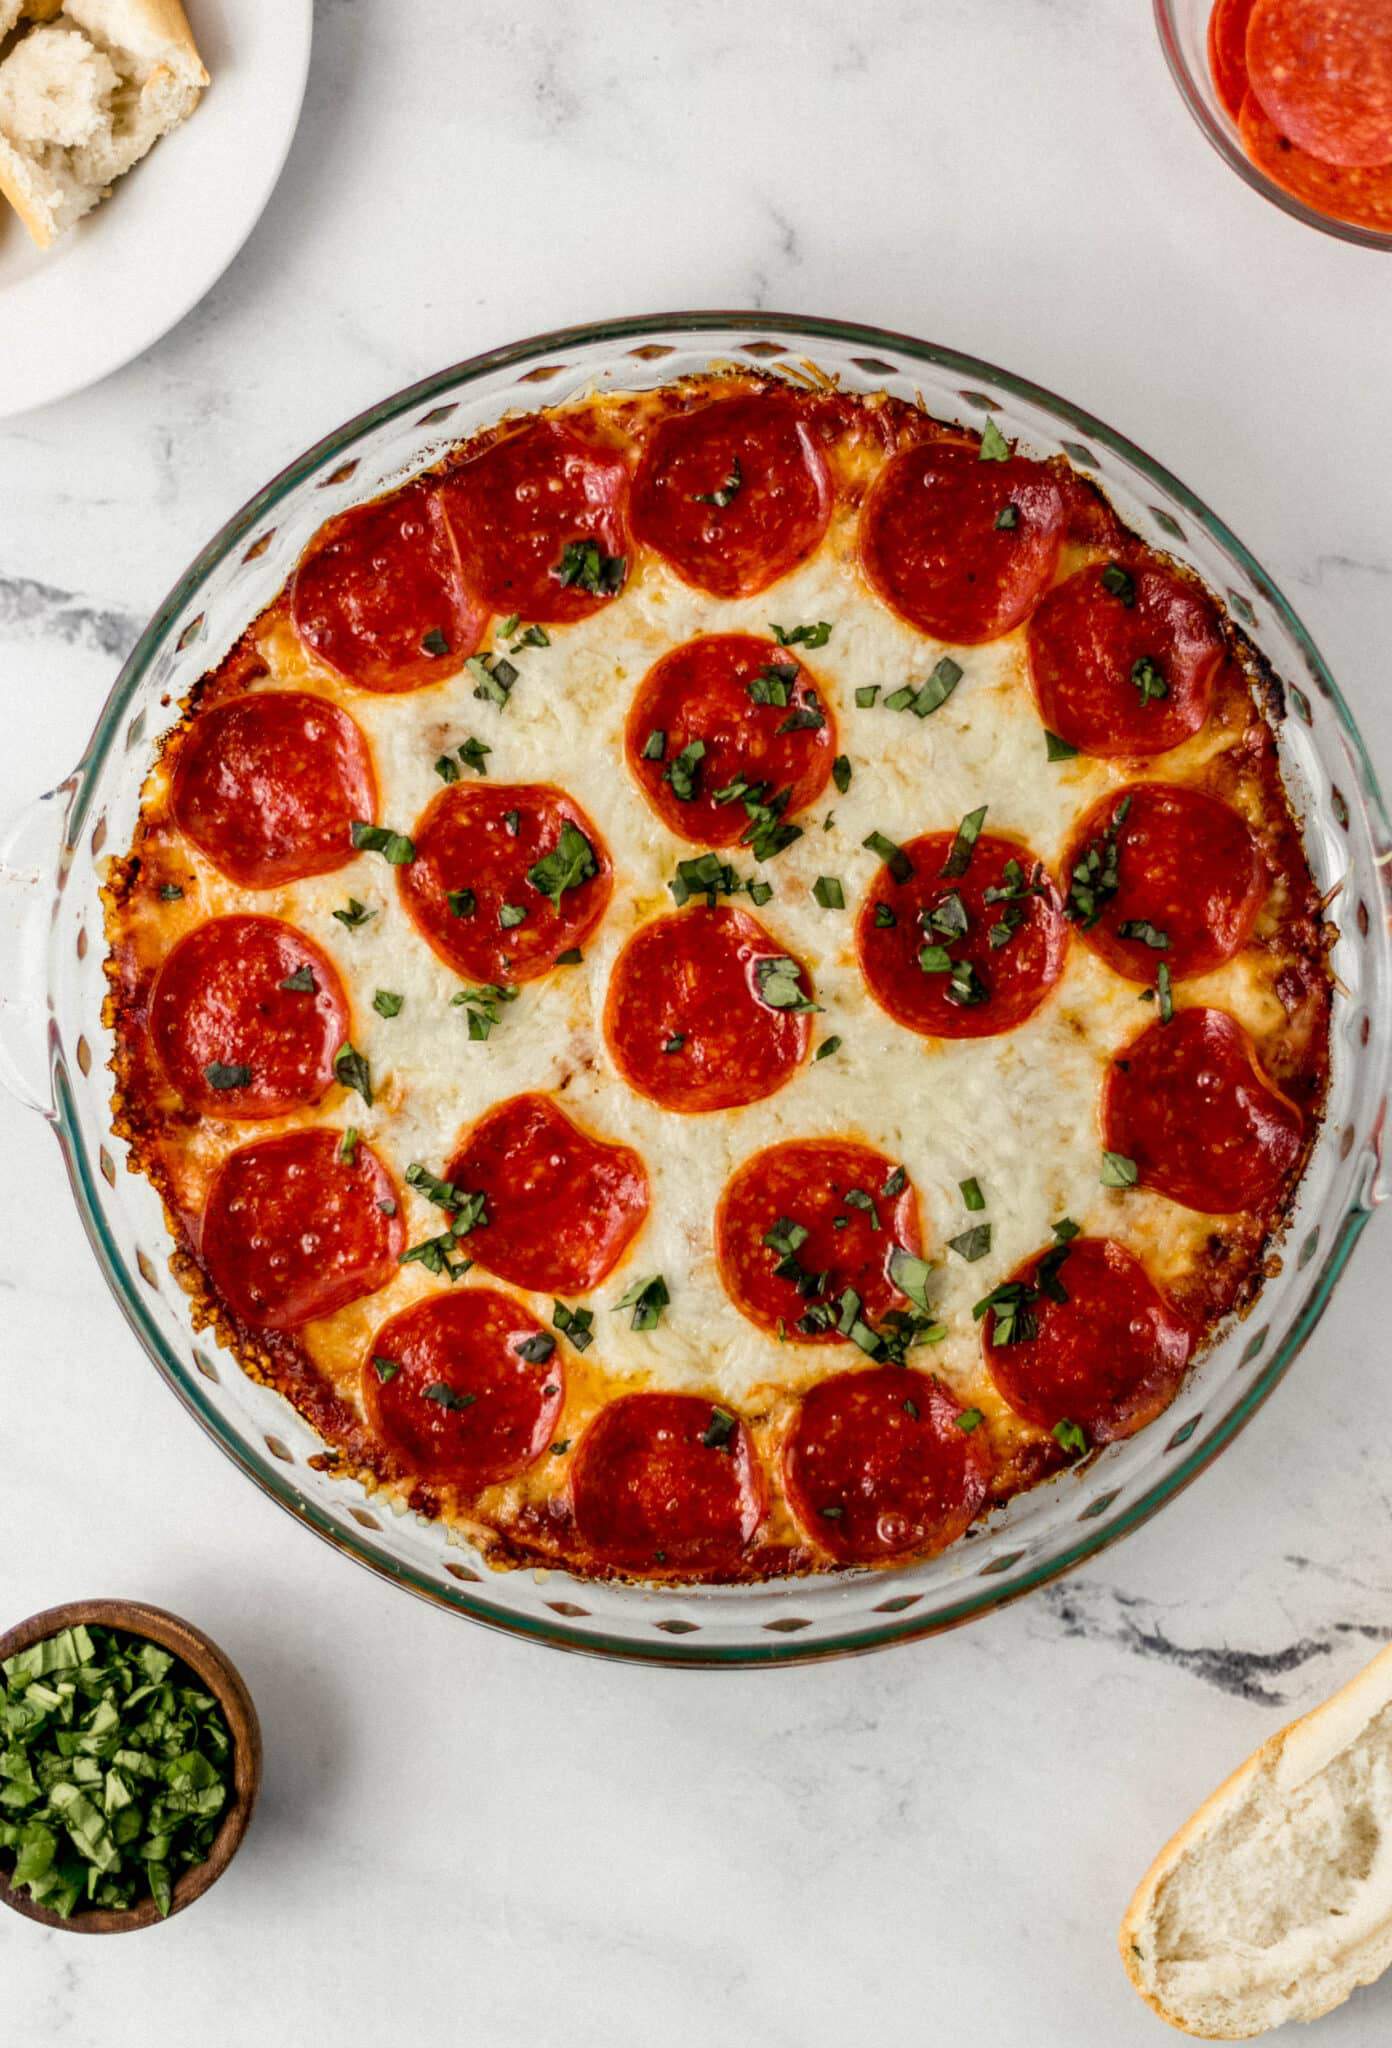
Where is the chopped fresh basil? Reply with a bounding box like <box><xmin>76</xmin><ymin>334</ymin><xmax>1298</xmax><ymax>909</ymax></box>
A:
<box><xmin>203</xmin><ymin>1061</ymin><xmax>250</xmax><ymax>1091</ymax></box>
<box><xmin>372</xmin><ymin>1356</ymin><xmax>400</xmax><ymax>1382</ymax></box>
<box><xmin>423</xmin><ymin>1382</ymin><xmax>476</xmax><ymax>1412</ymax></box>
<box><xmin>814</xmin><ymin>1035</ymin><xmax>841</xmax><ymax>1061</ymax></box>
<box><xmin>1065</xmin><ymin>795</ymin><xmax>1131</xmax><ymax>926</ymax></box>
<box><xmin>552</xmin><ymin>538</ymin><xmax>626</xmax><ymax>597</ymax></box>
<box><xmin>1053</xmin><ymin>1216</ymin><xmax>1081</xmax><ymax>1242</ymax></box>
<box><xmin>1044</xmin><ymin>729</ymin><xmax>1079</xmax><ymax>762</ymax></box>
<box><xmin>863</xmin><ymin>830</ymin><xmax>912</xmax><ymax>882</ymax></box>
<box><xmin>693</xmin><ymin>457</ymin><xmax>743</xmax><ymax>508</ymax></box>
<box><xmin>497</xmin><ymin>614</ymin><xmax>520</xmax><ymax>638</ymax></box>
<box><xmin>399</xmin><ymin>1233</ymin><xmax>474</xmax><ymax>1281</ymax></box>
<box><xmin>503</xmin><ymin>810</ymin><xmax>520</xmax><ymax>837</ymax></box>
<box><xmin>642</xmin><ymin>728</ymin><xmax>666</xmax><ymax>761</ymax></box>
<box><xmin>338</xmin><ymin>1126</ymin><xmax>359</xmax><ymax>1165</ymax></box>
<box><xmin>509</xmin><ymin>624</ymin><xmax>551</xmax><ymax>651</ymax></box>
<box><xmin>960</xmin><ymin>1176</ymin><xmax>985</xmax><ymax>1212</ymax></box>
<box><xmin>420</xmin><ymin>628</ymin><xmax>451</xmax><ymax>658</ymax></box>
<box><xmin>552</xmin><ymin>1301</ymin><xmax>594</xmax><ymax>1352</ymax></box>
<box><xmin>812</xmin><ymin>875</ymin><xmax>845</xmax><ymax>910</ymax></box>
<box><xmin>873</xmin><ymin>902</ymin><xmax>896</xmax><ymax>929</ymax></box>
<box><xmin>832</xmin><ymin>754</ymin><xmax>852</xmax><ymax>794</ymax></box>
<box><xmin>956</xmin><ymin>1407</ymin><xmax>984</xmax><ymax>1433</ymax></box>
<box><xmin>550</xmin><ymin>1440</ymin><xmax>571</xmax><ymax>1456</ymax></box>
<box><xmin>448</xmin><ymin>887</ymin><xmax>477</xmax><ymax>919</ymax></box>
<box><xmin>662</xmin><ymin>1034</ymin><xmax>685</xmax><ymax>1054</ymax></box>
<box><xmin>1118</xmin><ymin>919</ymin><xmax>1170</xmax><ymax>951</ymax></box>
<box><xmin>434</xmin><ymin>754</ymin><xmax>460</xmax><ymax>784</ymax></box>
<box><xmin>994</xmin><ymin>503</ymin><xmax>1020</xmax><ymax>530</ymax></box>
<box><xmin>515</xmin><ymin>1331</ymin><xmax>556</xmax><ymax>1365</ymax></box>
<box><xmin>749</xmin><ymin>662</ymin><xmax>797</xmax><ymax>708</ymax></box>
<box><xmin>278</xmin><ymin>963</ymin><xmax>316</xmax><ymax>994</ymax></box>
<box><xmin>0</xmin><ymin>1622</ymin><xmax>234</xmax><ymax>1919</ymax></box>
<box><xmin>979</xmin><ymin>418</ymin><xmax>1012</xmax><ymax>462</ymax></box>
<box><xmin>1131</xmin><ymin>655</ymin><xmax>1169</xmax><ymax>705</ymax></box>
<box><xmin>664</xmin><ymin>738</ymin><xmax>706</xmax><ymax>802</ymax></box>
<box><xmin>884</xmin><ymin>685</ymin><xmax>917</xmax><ymax>713</ymax></box>
<box><xmin>911</xmin><ymin>656</ymin><xmax>964</xmax><ymax>718</ymax></box>
<box><xmin>882</xmin><ymin>1165</ymin><xmax>907</xmax><ymax>1198</ymax></box>
<box><xmin>699</xmin><ymin>1405</ymin><xmax>737</xmax><ymax>1449</ymax></box>
<box><xmin>1157</xmin><ymin>960</ymin><xmax>1174</xmax><ymax>1024</ymax></box>
<box><xmin>527</xmin><ymin>820</ymin><xmax>598</xmax><ymax>909</ymax></box>
<box><xmin>844</xmin><ymin>1188</ymin><xmax>882</xmax><ymax>1230</ymax></box>
<box><xmin>333</xmin><ymin>1044</ymin><xmax>373</xmax><ymax>1105</ymax></box>
<box><xmin>770</xmin><ymin>621</ymin><xmax>832</xmax><ymax>648</ymax></box>
<box><xmin>887</xmin><ymin>1247</ymin><xmax>933</xmax><ymax>1314</ymax></box>
<box><xmin>775</xmin><ymin>692</ymin><xmax>825</xmax><ymax>735</ymax></box>
<box><xmin>350</xmin><ymin>821</ymin><xmax>414</xmax><ymax>865</ymax></box>
<box><xmin>498</xmin><ymin>903</ymin><xmax>528</xmax><ymax>929</ymax></box>
<box><xmin>1101</xmin><ymin>1150</ymin><xmax>1139</xmax><ymax>1189</ymax></box>
<box><xmin>1100</xmin><ymin>561</ymin><xmax>1136</xmax><ymax>606</ymax></box>
<box><xmin>458</xmin><ymin>736</ymin><xmax>491</xmax><ymax>775</ymax></box>
<box><xmin>157</xmin><ymin>882</ymin><xmax>184</xmax><ymax>901</ymax></box>
<box><xmin>947</xmin><ymin>1223</ymin><xmax>992</xmax><ymax>1263</ymax></box>
<box><xmin>820</xmin><ymin>1504</ymin><xmax>845</xmax><ymax>1521</ymax></box>
<box><xmin>333</xmin><ymin>897</ymin><xmax>374</xmax><ymax>930</ymax></box>
<box><xmin>763</xmin><ymin>1216</ymin><xmax>809</xmax><ymax>1259</ymax></box>
<box><xmin>372</xmin><ymin>989</ymin><xmax>404</xmax><ymax>1018</ymax></box>
<box><xmin>466</xmin><ymin>654</ymin><xmax>519</xmax><ymax>708</ymax></box>
<box><xmin>1053</xmin><ymin>1417</ymin><xmax>1089</xmax><ymax>1456</ymax></box>
<box><xmin>748</xmin><ymin>879</ymin><xmax>774</xmax><ymax>906</ymax></box>
<box><xmin>556</xmin><ymin>947</ymin><xmax>583</xmax><ymax>966</ymax></box>
<box><xmin>940</xmin><ymin>804</ymin><xmax>988</xmax><ymax>878</ymax></box>
<box><xmin>902</xmin><ymin>1396</ymin><xmax>920</xmax><ymax>1420</ymax></box>
<box><xmin>925</xmin><ymin>889</ymin><xmax>969</xmax><ymax>940</ymax></box>
<box><xmin>614</xmin><ymin>1274</ymin><xmax>670</xmax><ymax>1331</ymax></box>
<box><xmin>451</xmin><ymin>982</ymin><xmax>515</xmax><ymax>1040</ymax></box>
<box><xmin>855</xmin><ymin>685</ymin><xmax>880</xmax><ymax>708</ymax></box>
<box><xmin>754</xmin><ymin>955</ymin><xmax>819</xmax><ymax>1013</ymax></box>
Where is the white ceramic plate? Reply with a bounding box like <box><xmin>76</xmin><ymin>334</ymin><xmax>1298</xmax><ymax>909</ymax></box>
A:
<box><xmin>0</xmin><ymin>0</ymin><xmax>312</xmax><ymax>419</ymax></box>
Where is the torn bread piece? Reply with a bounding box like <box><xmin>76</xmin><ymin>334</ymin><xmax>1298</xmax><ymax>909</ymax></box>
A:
<box><xmin>1121</xmin><ymin>1639</ymin><xmax>1392</xmax><ymax>2038</ymax></box>
<box><xmin>0</xmin><ymin>0</ymin><xmax>207</xmax><ymax>248</ymax></box>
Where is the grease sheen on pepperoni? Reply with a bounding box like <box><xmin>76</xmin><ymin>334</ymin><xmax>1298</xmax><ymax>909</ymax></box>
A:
<box><xmin>444</xmin><ymin>1092</ymin><xmax>649</xmax><ymax>1295</ymax></box>
<box><xmin>150</xmin><ymin>916</ymin><xmax>348</xmax><ymax>1119</ymax></box>
<box><xmin>442</xmin><ymin>417</ymin><xmax>631</xmax><ymax>623</ymax></box>
<box><xmin>1103</xmin><ymin>1006</ymin><xmax>1304</xmax><ymax>1214</ymax></box>
<box><xmin>1028</xmin><ymin>559</ymin><xmax>1225</xmax><ymax>758</ymax></box>
<box><xmin>856</xmin><ymin>829</ymin><xmax>1067</xmax><ymax>1040</ymax></box>
<box><xmin>1247</xmin><ymin>0</ymin><xmax>1392</xmax><ymax>167</ymax></box>
<box><xmin>171</xmin><ymin>691</ymin><xmax>377</xmax><ymax>889</ymax></box>
<box><xmin>1208</xmin><ymin>0</ymin><xmax>1255</xmax><ymax>118</ymax></box>
<box><xmin>784</xmin><ymin>1368</ymin><xmax>992</xmax><ymax>1565</ymax></box>
<box><xmin>624</xmin><ymin>633</ymin><xmax>836</xmax><ymax>846</ymax></box>
<box><xmin>603</xmin><ymin>904</ymin><xmax>813</xmax><ymax>1112</ymax></box>
<box><xmin>983</xmin><ymin>1236</ymin><xmax>1194</xmax><ymax>1443</ymax></box>
<box><xmin>860</xmin><ymin>439</ymin><xmax>1065</xmax><ymax>644</ymax></box>
<box><xmin>1238</xmin><ymin>90</ymin><xmax>1392</xmax><ymax>230</ymax></box>
<box><xmin>363</xmin><ymin>1289</ymin><xmax>563</xmax><ymax>1489</ymax></box>
<box><xmin>630</xmin><ymin>392</ymin><xmax>832</xmax><ymax>598</ymax></box>
<box><xmin>291</xmin><ymin>481</ymin><xmax>487</xmax><ymax>691</ymax></box>
<box><xmin>715</xmin><ymin>1139</ymin><xmax>923</xmax><ymax>1343</ymax></box>
<box><xmin>399</xmin><ymin>782</ymin><xmax>613</xmax><ymax>985</ymax></box>
<box><xmin>202</xmin><ymin>1129</ymin><xmax>404</xmax><ymax>1330</ymax></box>
<box><xmin>1061</xmin><ymin>782</ymin><xmax>1267</xmax><ymax>982</ymax></box>
<box><xmin>569</xmin><ymin>1393</ymin><xmax>765</xmax><ymax>1575</ymax></box>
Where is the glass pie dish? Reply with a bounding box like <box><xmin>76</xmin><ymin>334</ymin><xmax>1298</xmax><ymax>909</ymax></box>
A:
<box><xmin>1</xmin><ymin>312</ymin><xmax>1387</xmax><ymax>1666</ymax></box>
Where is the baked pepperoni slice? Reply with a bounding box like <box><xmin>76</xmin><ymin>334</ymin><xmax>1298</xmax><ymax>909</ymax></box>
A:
<box><xmin>291</xmin><ymin>480</ymin><xmax>487</xmax><ymax>691</ymax></box>
<box><xmin>1028</xmin><ymin>559</ymin><xmax>1224</xmax><ymax>759</ymax></box>
<box><xmin>444</xmin><ymin>1093</ymin><xmax>649</xmax><ymax>1296</ymax></box>
<box><xmin>783</xmin><ymin>1368</ymin><xmax>991</xmax><ymax>1565</ymax></box>
<box><xmin>630</xmin><ymin>391</ymin><xmax>832</xmax><ymax>598</ymax></box>
<box><xmin>982</xmin><ymin>1236</ymin><xmax>1194</xmax><ymax>1444</ymax></box>
<box><xmin>150</xmin><ymin>916</ymin><xmax>348</xmax><ymax>1119</ymax></box>
<box><xmin>362</xmin><ymin>1289</ymin><xmax>564</xmax><ymax>1489</ymax></box>
<box><xmin>569</xmin><ymin>1393</ymin><xmax>766</xmax><ymax>1575</ymax></box>
<box><xmin>1060</xmin><ymin>782</ymin><xmax>1266</xmax><ymax>982</ymax></box>
<box><xmin>860</xmin><ymin>438</ymin><xmax>1065</xmax><ymax>644</ymax></box>
<box><xmin>202</xmin><ymin>1128</ymin><xmax>404</xmax><ymax>1330</ymax></box>
<box><xmin>715</xmin><ymin>1139</ymin><xmax>923</xmax><ymax>1343</ymax></box>
<box><xmin>171</xmin><ymin>691</ymin><xmax>377</xmax><ymax>889</ymax></box>
<box><xmin>856</xmin><ymin>828</ymin><xmax>1067</xmax><ymax>1040</ymax></box>
<box><xmin>1247</xmin><ymin>0</ymin><xmax>1392</xmax><ymax>167</ymax></box>
<box><xmin>442</xmin><ymin>417</ymin><xmax>631</xmax><ymax>624</ymax></box>
<box><xmin>399</xmin><ymin>782</ymin><xmax>613</xmax><ymax>985</ymax></box>
<box><xmin>1238</xmin><ymin>90</ymin><xmax>1392</xmax><ymax>231</ymax></box>
<box><xmin>1103</xmin><ymin>1007</ymin><xmax>1304</xmax><ymax>1214</ymax></box>
<box><xmin>1208</xmin><ymin>0</ymin><xmax>1255</xmax><ymax>118</ymax></box>
<box><xmin>603</xmin><ymin>904</ymin><xmax>813</xmax><ymax>1112</ymax></box>
<box><xmin>624</xmin><ymin>633</ymin><xmax>836</xmax><ymax>847</ymax></box>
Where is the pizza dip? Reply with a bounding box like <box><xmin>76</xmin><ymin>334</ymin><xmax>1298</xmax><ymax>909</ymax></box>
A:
<box><xmin>103</xmin><ymin>373</ymin><xmax>1333</xmax><ymax>1583</ymax></box>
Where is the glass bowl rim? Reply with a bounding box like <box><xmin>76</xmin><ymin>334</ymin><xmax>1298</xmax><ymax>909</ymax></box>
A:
<box><xmin>1153</xmin><ymin>0</ymin><xmax>1392</xmax><ymax>253</ymax></box>
<box><xmin>53</xmin><ymin>308</ymin><xmax>1392</xmax><ymax>1667</ymax></box>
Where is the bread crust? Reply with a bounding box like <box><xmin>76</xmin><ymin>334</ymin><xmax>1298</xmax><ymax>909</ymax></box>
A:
<box><xmin>1120</xmin><ymin>1640</ymin><xmax>1392</xmax><ymax>2038</ymax></box>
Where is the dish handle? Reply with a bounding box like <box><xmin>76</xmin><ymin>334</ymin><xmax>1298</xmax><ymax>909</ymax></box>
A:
<box><xmin>0</xmin><ymin>778</ymin><xmax>76</xmax><ymax>1115</ymax></box>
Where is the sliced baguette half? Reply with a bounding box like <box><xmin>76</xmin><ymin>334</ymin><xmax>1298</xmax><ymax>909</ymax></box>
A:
<box><xmin>0</xmin><ymin>0</ymin><xmax>206</xmax><ymax>248</ymax></box>
<box><xmin>1121</xmin><ymin>1639</ymin><xmax>1392</xmax><ymax>2038</ymax></box>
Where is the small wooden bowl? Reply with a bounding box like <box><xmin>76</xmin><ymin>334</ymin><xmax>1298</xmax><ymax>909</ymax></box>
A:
<box><xmin>0</xmin><ymin>1599</ymin><xmax>261</xmax><ymax>1934</ymax></box>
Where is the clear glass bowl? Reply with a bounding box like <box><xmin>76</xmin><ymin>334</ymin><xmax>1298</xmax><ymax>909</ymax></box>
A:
<box><xmin>1155</xmin><ymin>0</ymin><xmax>1392</xmax><ymax>251</ymax></box>
<box><xmin>2</xmin><ymin>313</ymin><xmax>1387</xmax><ymax>1666</ymax></box>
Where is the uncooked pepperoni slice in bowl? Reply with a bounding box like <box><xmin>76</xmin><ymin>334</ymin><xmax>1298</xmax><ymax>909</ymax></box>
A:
<box><xmin>5</xmin><ymin>314</ymin><xmax>1387</xmax><ymax>1667</ymax></box>
<box><xmin>1157</xmin><ymin>0</ymin><xmax>1392</xmax><ymax>247</ymax></box>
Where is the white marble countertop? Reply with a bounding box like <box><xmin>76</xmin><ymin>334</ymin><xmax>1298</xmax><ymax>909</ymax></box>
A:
<box><xmin>3</xmin><ymin>1</ymin><xmax>1391</xmax><ymax>2040</ymax></box>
